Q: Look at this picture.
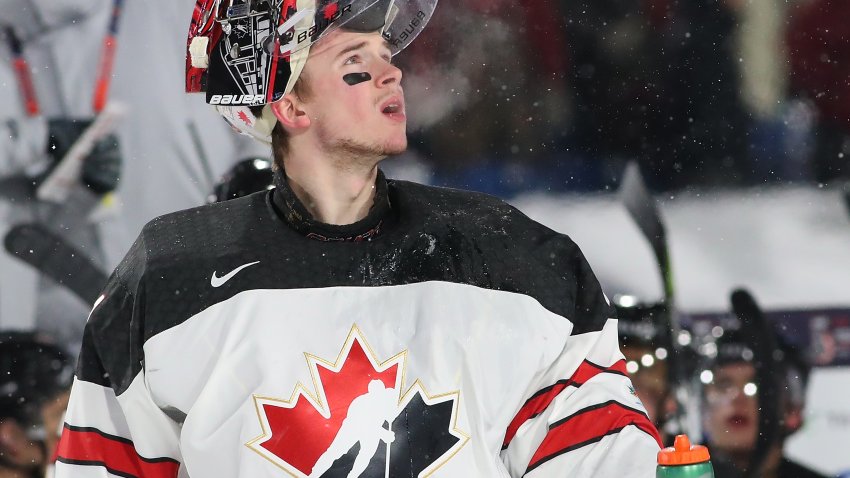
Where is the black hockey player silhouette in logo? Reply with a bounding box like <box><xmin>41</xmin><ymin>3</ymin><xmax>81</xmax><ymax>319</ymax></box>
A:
<box><xmin>311</xmin><ymin>380</ymin><xmax>400</xmax><ymax>478</ymax></box>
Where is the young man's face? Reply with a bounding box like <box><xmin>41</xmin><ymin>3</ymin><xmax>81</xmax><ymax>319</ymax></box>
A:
<box><xmin>298</xmin><ymin>29</ymin><xmax>407</xmax><ymax>159</ymax></box>
<box><xmin>0</xmin><ymin>391</ymin><xmax>70</xmax><ymax>475</ymax></box>
<box><xmin>703</xmin><ymin>362</ymin><xmax>759</xmax><ymax>453</ymax></box>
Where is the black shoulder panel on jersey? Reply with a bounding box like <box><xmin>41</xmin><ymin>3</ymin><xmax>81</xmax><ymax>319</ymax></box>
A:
<box><xmin>76</xmin><ymin>233</ymin><xmax>147</xmax><ymax>392</ymax></box>
<box><xmin>389</xmin><ymin>181</ymin><xmax>613</xmax><ymax>333</ymax></box>
<box><xmin>78</xmin><ymin>180</ymin><xmax>613</xmax><ymax>395</ymax></box>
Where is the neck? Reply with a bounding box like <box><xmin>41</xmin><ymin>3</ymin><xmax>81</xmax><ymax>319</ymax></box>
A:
<box><xmin>757</xmin><ymin>445</ymin><xmax>784</xmax><ymax>478</ymax></box>
<box><xmin>282</xmin><ymin>150</ymin><xmax>380</xmax><ymax>225</ymax></box>
<box><xmin>725</xmin><ymin>444</ymin><xmax>783</xmax><ymax>476</ymax></box>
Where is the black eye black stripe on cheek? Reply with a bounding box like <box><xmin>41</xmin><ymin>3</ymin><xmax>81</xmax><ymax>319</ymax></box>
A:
<box><xmin>343</xmin><ymin>72</ymin><xmax>372</xmax><ymax>85</ymax></box>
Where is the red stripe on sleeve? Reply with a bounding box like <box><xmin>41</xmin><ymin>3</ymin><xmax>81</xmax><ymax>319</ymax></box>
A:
<box><xmin>56</xmin><ymin>425</ymin><xmax>179</xmax><ymax>478</ymax></box>
<box><xmin>502</xmin><ymin>359</ymin><xmax>626</xmax><ymax>448</ymax></box>
<box><xmin>526</xmin><ymin>402</ymin><xmax>662</xmax><ymax>473</ymax></box>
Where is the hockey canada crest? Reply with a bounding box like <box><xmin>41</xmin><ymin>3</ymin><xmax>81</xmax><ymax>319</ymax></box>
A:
<box><xmin>247</xmin><ymin>326</ymin><xmax>468</xmax><ymax>477</ymax></box>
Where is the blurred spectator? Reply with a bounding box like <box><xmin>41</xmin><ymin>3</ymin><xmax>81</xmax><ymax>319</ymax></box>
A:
<box><xmin>561</xmin><ymin>0</ymin><xmax>749</xmax><ymax>191</ymax></box>
<box><xmin>787</xmin><ymin>0</ymin><xmax>850</xmax><ymax>184</ymax></box>
<box><xmin>728</xmin><ymin>0</ymin><xmax>801</xmax><ymax>183</ymax></box>
<box><xmin>615</xmin><ymin>300</ymin><xmax>677</xmax><ymax>441</ymax></box>
<box><xmin>0</xmin><ymin>332</ymin><xmax>73</xmax><ymax>478</ymax></box>
<box><xmin>729</xmin><ymin>0</ymin><xmax>788</xmax><ymax>122</ymax></box>
<box><xmin>701</xmin><ymin>327</ymin><xmax>827</xmax><ymax>477</ymax></box>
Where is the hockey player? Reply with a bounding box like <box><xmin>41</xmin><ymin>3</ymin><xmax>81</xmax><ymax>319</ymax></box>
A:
<box><xmin>701</xmin><ymin>328</ymin><xmax>828</xmax><ymax>478</ymax></box>
<box><xmin>208</xmin><ymin>157</ymin><xmax>274</xmax><ymax>203</ymax></box>
<box><xmin>614</xmin><ymin>299</ymin><xmax>677</xmax><ymax>437</ymax></box>
<box><xmin>0</xmin><ymin>332</ymin><xmax>73</xmax><ymax>478</ymax></box>
<box><xmin>55</xmin><ymin>1</ymin><xmax>661</xmax><ymax>476</ymax></box>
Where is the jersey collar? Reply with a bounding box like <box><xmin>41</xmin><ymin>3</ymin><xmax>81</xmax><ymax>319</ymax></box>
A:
<box><xmin>271</xmin><ymin>169</ymin><xmax>391</xmax><ymax>242</ymax></box>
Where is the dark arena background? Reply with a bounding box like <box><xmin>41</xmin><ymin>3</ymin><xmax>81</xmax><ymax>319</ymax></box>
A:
<box><xmin>1</xmin><ymin>0</ymin><xmax>849</xmax><ymax>477</ymax></box>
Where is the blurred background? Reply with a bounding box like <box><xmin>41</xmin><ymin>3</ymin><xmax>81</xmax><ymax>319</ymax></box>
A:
<box><xmin>0</xmin><ymin>0</ymin><xmax>848</xmax><ymax>476</ymax></box>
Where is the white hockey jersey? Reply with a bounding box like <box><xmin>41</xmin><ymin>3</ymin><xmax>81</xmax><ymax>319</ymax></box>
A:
<box><xmin>56</xmin><ymin>172</ymin><xmax>661</xmax><ymax>477</ymax></box>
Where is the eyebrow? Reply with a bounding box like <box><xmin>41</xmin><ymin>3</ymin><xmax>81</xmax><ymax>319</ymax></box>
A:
<box><xmin>335</xmin><ymin>41</ymin><xmax>368</xmax><ymax>60</ymax></box>
<box><xmin>335</xmin><ymin>40</ymin><xmax>393</xmax><ymax>60</ymax></box>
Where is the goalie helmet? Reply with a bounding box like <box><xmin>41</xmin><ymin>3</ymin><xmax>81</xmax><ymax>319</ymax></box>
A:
<box><xmin>186</xmin><ymin>0</ymin><xmax>437</xmax><ymax>143</ymax></box>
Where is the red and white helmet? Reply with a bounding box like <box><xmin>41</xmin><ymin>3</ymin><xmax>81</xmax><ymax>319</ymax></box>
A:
<box><xmin>186</xmin><ymin>0</ymin><xmax>437</xmax><ymax>143</ymax></box>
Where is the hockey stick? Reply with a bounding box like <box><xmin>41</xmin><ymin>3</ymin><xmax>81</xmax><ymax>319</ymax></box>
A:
<box><xmin>3</xmin><ymin>223</ymin><xmax>108</xmax><ymax>305</ymax></box>
<box><xmin>618</xmin><ymin>161</ymin><xmax>691</xmax><ymax>435</ymax></box>
<box><xmin>36</xmin><ymin>102</ymin><xmax>126</xmax><ymax>203</ymax></box>
<box><xmin>187</xmin><ymin>121</ymin><xmax>217</xmax><ymax>191</ymax></box>
<box><xmin>730</xmin><ymin>288</ymin><xmax>780</xmax><ymax>478</ymax></box>
<box><xmin>93</xmin><ymin>0</ymin><xmax>125</xmax><ymax>113</ymax></box>
<box><xmin>4</xmin><ymin>26</ymin><xmax>39</xmax><ymax>116</ymax></box>
<box><xmin>619</xmin><ymin>162</ymin><xmax>674</xmax><ymax>303</ymax></box>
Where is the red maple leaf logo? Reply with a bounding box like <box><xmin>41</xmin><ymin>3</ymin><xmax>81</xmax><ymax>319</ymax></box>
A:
<box><xmin>237</xmin><ymin>110</ymin><xmax>253</xmax><ymax>126</ymax></box>
<box><xmin>323</xmin><ymin>2</ymin><xmax>339</xmax><ymax>20</ymax></box>
<box><xmin>247</xmin><ymin>327</ymin><xmax>405</xmax><ymax>476</ymax></box>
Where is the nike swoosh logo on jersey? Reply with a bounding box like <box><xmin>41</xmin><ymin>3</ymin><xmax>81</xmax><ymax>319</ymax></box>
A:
<box><xmin>210</xmin><ymin>261</ymin><xmax>260</xmax><ymax>288</ymax></box>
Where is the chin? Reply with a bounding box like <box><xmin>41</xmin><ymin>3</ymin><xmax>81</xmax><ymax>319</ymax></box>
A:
<box><xmin>721</xmin><ymin>430</ymin><xmax>757</xmax><ymax>451</ymax></box>
<box><xmin>381</xmin><ymin>134</ymin><xmax>408</xmax><ymax>156</ymax></box>
<box><xmin>726</xmin><ymin>439</ymin><xmax>757</xmax><ymax>454</ymax></box>
<box><xmin>386</xmin><ymin>140</ymin><xmax>408</xmax><ymax>155</ymax></box>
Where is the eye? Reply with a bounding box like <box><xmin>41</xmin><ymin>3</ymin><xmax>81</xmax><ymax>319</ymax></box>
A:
<box><xmin>344</xmin><ymin>55</ymin><xmax>360</xmax><ymax>65</ymax></box>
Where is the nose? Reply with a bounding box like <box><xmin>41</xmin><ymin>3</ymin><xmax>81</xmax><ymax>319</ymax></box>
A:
<box><xmin>730</xmin><ymin>389</ymin><xmax>746</xmax><ymax>404</ymax></box>
<box><xmin>376</xmin><ymin>61</ymin><xmax>402</xmax><ymax>87</ymax></box>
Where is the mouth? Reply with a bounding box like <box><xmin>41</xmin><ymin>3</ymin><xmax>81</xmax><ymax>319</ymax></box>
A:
<box><xmin>379</xmin><ymin>95</ymin><xmax>405</xmax><ymax>122</ymax></box>
<box><xmin>726</xmin><ymin>414</ymin><xmax>751</xmax><ymax>428</ymax></box>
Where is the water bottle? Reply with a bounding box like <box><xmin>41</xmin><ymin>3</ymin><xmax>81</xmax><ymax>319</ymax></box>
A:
<box><xmin>657</xmin><ymin>434</ymin><xmax>715</xmax><ymax>478</ymax></box>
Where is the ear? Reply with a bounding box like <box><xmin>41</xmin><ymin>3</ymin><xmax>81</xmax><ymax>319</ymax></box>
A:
<box><xmin>270</xmin><ymin>93</ymin><xmax>311</xmax><ymax>131</ymax></box>
<box><xmin>784</xmin><ymin>405</ymin><xmax>803</xmax><ymax>434</ymax></box>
